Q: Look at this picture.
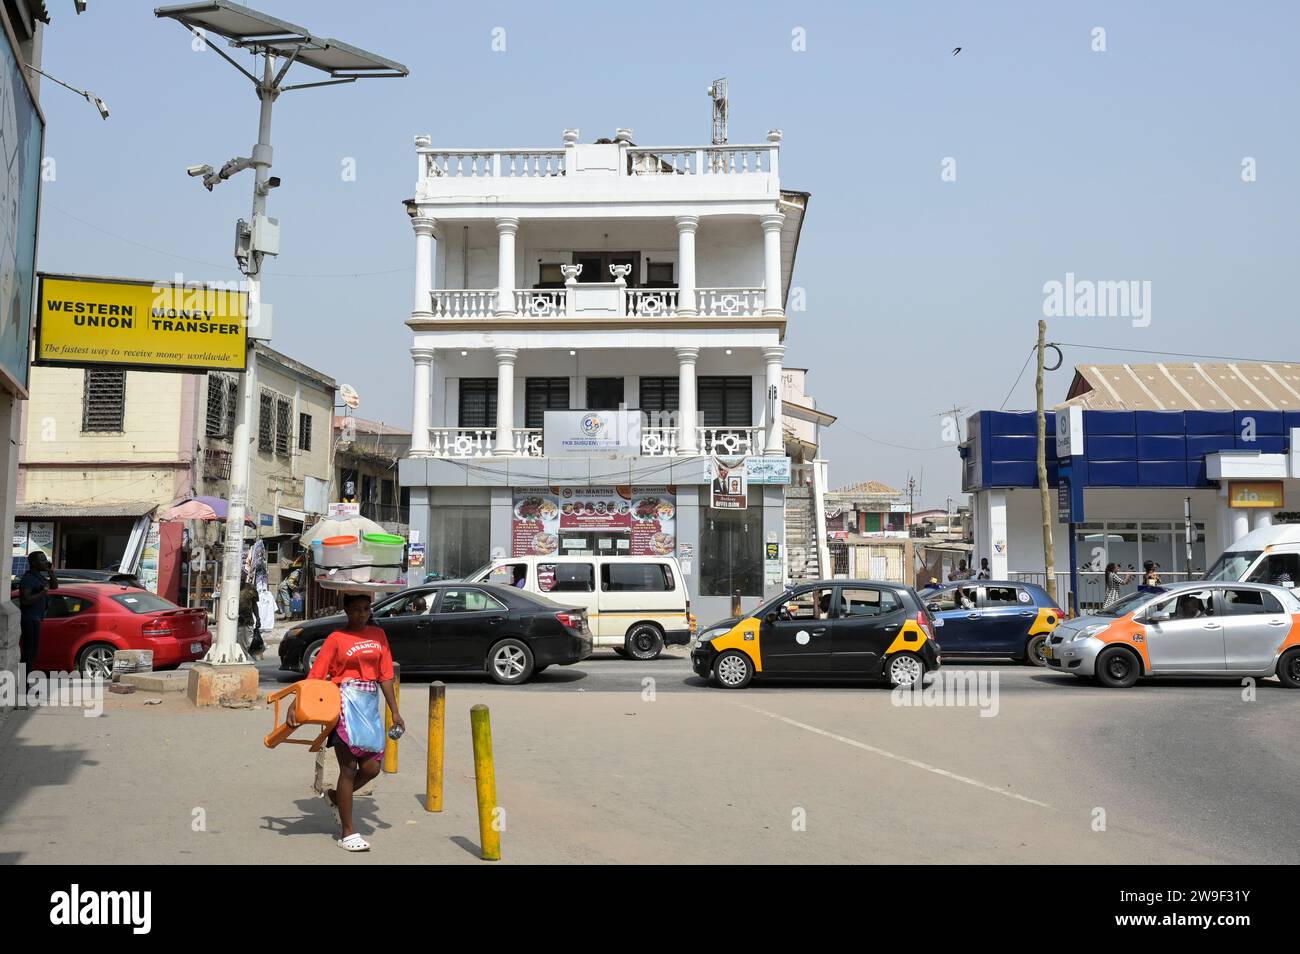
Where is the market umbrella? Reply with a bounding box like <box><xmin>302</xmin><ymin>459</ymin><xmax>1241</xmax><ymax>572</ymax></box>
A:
<box><xmin>162</xmin><ymin>495</ymin><xmax>255</xmax><ymax>525</ymax></box>
<box><xmin>298</xmin><ymin>515</ymin><xmax>388</xmax><ymax>546</ymax></box>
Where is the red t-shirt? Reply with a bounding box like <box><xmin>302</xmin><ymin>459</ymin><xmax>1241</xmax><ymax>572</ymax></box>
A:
<box><xmin>307</xmin><ymin>626</ymin><xmax>394</xmax><ymax>685</ymax></box>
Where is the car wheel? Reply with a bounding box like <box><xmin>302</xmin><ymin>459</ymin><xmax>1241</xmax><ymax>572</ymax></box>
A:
<box><xmin>533</xmin><ymin>665</ymin><xmax>550</xmax><ymax>675</ymax></box>
<box><xmin>488</xmin><ymin>639</ymin><xmax>535</xmax><ymax>685</ymax></box>
<box><xmin>1025</xmin><ymin>635</ymin><xmax>1048</xmax><ymax>667</ymax></box>
<box><xmin>624</xmin><ymin>623</ymin><xmax>664</xmax><ymax>661</ymax></box>
<box><xmin>302</xmin><ymin>639</ymin><xmax>326</xmax><ymax>675</ymax></box>
<box><xmin>712</xmin><ymin>650</ymin><xmax>754</xmax><ymax>689</ymax></box>
<box><xmin>1277</xmin><ymin>648</ymin><xmax>1300</xmax><ymax>688</ymax></box>
<box><xmin>77</xmin><ymin>643</ymin><xmax>116</xmax><ymax>681</ymax></box>
<box><xmin>1094</xmin><ymin>647</ymin><xmax>1141</xmax><ymax>688</ymax></box>
<box><xmin>886</xmin><ymin>652</ymin><xmax>926</xmax><ymax>688</ymax></box>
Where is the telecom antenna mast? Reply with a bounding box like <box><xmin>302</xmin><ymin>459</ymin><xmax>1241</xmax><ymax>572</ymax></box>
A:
<box><xmin>707</xmin><ymin>78</ymin><xmax>728</xmax><ymax>172</ymax></box>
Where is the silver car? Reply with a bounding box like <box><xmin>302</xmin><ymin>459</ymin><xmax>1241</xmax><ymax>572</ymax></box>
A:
<box><xmin>1044</xmin><ymin>581</ymin><xmax>1300</xmax><ymax>688</ymax></box>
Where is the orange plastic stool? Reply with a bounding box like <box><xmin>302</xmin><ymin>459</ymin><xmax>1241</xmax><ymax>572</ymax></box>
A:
<box><xmin>264</xmin><ymin>679</ymin><xmax>340</xmax><ymax>751</ymax></box>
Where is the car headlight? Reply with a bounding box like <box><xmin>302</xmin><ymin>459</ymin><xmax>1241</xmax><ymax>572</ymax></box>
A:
<box><xmin>696</xmin><ymin>627</ymin><xmax>730</xmax><ymax>645</ymax></box>
<box><xmin>1072</xmin><ymin>623</ymin><xmax>1109</xmax><ymax>641</ymax></box>
<box><xmin>287</xmin><ymin>626</ymin><xmax>303</xmax><ymax>640</ymax></box>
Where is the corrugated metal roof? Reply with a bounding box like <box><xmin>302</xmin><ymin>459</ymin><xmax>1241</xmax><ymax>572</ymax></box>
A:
<box><xmin>16</xmin><ymin>501</ymin><xmax>158</xmax><ymax>519</ymax></box>
<box><xmin>1062</xmin><ymin>362</ymin><xmax>1300</xmax><ymax>412</ymax></box>
<box><xmin>831</xmin><ymin>480</ymin><xmax>899</xmax><ymax>495</ymax></box>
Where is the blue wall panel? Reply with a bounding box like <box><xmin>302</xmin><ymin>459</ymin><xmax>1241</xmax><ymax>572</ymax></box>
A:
<box><xmin>1084</xmin><ymin>410</ymin><xmax>1135</xmax><ymax>435</ymax></box>
<box><xmin>1087</xmin><ymin>435</ymin><xmax>1137</xmax><ymax>460</ymax></box>
<box><xmin>1087</xmin><ymin>460</ymin><xmax>1139</xmax><ymax>486</ymax></box>
<box><xmin>990</xmin><ymin>435</ymin><xmax>1038</xmax><ymax>460</ymax></box>
<box><xmin>1235</xmin><ymin>435</ymin><xmax>1285</xmax><ymax>453</ymax></box>
<box><xmin>989</xmin><ymin>461</ymin><xmax>1037</xmax><ymax>486</ymax></box>
<box><xmin>1235</xmin><ymin>410</ymin><xmax>1283</xmax><ymax>435</ymax></box>
<box><xmin>1186</xmin><ymin>434</ymin><xmax>1238</xmax><ymax>458</ymax></box>
<box><xmin>1135</xmin><ymin>411</ymin><xmax>1185</xmax><ymax>435</ymax></box>
<box><xmin>1185</xmin><ymin>411</ymin><xmax>1234</xmax><ymax>435</ymax></box>
<box><xmin>1139</xmin><ymin>460</ymin><xmax>1190</xmax><ymax>486</ymax></box>
<box><xmin>1137</xmin><ymin>435</ymin><xmax>1187</xmax><ymax>460</ymax></box>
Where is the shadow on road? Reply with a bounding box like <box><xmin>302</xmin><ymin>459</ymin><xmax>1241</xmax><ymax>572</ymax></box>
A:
<box><xmin>260</xmin><ymin>795</ymin><xmax>392</xmax><ymax>840</ymax></box>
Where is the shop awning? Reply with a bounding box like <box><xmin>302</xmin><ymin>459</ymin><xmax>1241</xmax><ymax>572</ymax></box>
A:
<box><xmin>15</xmin><ymin>501</ymin><xmax>158</xmax><ymax>520</ymax></box>
<box><xmin>277</xmin><ymin>507</ymin><xmax>307</xmax><ymax>523</ymax></box>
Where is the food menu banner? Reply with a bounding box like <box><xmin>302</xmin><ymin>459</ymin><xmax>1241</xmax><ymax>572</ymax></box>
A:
<box><xmin>512</xmin><ymin>486</ymin><xmax>676</xmax><ymax>556</ymax></box>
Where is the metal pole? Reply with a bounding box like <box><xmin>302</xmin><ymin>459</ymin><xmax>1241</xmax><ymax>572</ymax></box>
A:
<box><xmin>1036</xmin><ymin>320</ymin><xmax>1057</xmax><ymax>604</ymax></box>
<box><xmin>426</xmin><ymin>681</ymin><xmax>445</xmax><ymax>812</ymax></box>
<box><xmin>209</xmin><ymin>52</ymin><xmax>276</xmax><ymax>665</ymax></box>
<box><xmin>1184</xmin><ymin>496</ymin><xmax>1194</xmax><ymax>578</ymax></box>
<box><xmin>471</xmin><ymin>704</ymin><xmax>500</xmax><ymax>861</ymax></box>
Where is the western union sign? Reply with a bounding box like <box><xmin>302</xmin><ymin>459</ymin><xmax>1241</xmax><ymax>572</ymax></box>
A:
<box><xmin>36</xmin><ymin>273</ymin><xmax>248</xmax><ymax>372</ymax></box>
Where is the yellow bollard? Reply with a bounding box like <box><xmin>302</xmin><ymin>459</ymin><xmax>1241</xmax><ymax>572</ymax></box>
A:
<box><xmin>383</xmin><ymin>662</ymin><xmax>400</xmax><ymax>774</ymax></box>
<box><xmin>470</xmin><ymin>704</ymin><xmax>500</xmax><ymax>861</ymax></box>
<box><xmin>425</xmin><ymin>681</ymin><xmax>445</xmax><ymax>812</ymax></box>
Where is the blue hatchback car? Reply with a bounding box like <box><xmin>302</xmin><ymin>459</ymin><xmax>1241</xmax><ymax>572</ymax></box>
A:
<box><xmin>918</xmin><ymin>581</ymin><xmax>1062</xmax><ymax>665</ymax></box>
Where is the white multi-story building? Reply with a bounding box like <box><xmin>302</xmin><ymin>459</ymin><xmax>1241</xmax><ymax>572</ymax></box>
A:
<box><xmin>398</xmin><ymin>125</ymin><xmax>811</xmax><ymax>621</ymax></box>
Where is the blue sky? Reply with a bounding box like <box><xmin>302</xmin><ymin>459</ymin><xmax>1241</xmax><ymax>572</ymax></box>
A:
<box><xmin>33</xmin><ymin>1</ymin><xmax>1300</xmax><ymax>507</ymax></box>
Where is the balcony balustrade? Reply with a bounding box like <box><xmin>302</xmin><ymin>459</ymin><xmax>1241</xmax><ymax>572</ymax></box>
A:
<box><xmin>427</xmin><ymin>285</ymin><xmax>763</xmax><ymax>320</ymax></box>
<box><xmin>426</xmin><ymin>425</ymin><xmax>762</xmax><ymax>459</ymax></box>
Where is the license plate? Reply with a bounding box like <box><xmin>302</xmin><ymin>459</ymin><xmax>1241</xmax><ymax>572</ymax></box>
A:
<box><xmin>191</xmin><ymin>642</ymin><xmax>203</xmax><ymax>654</ymax></box>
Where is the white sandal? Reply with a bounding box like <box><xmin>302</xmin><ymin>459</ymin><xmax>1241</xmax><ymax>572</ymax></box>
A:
<box><xmin>337</xmin><ymin>833</ymin><xmax>370</xmax><ymax>852</ymax></box>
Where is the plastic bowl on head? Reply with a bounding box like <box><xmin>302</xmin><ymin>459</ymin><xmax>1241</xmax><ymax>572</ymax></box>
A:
<box><xmin>362</xmin><ymin>532</ymin><xmax>405</xmax><ymax>584</ymax></box>
<box><xmin>320</xmin><ymin>535</ymin><xmax>358</xmax><ymax>568</ymax></box>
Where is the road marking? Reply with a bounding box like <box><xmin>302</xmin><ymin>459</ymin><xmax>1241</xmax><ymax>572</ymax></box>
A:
<box><xmin>732</xmin><ymin>702</ymin><xmax>1051</xmax><ymax>809</ymax></box>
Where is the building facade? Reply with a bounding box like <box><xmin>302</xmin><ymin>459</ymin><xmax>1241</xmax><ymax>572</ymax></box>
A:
<box><xmin>398</xmin><ymin>125</ymin><xmax>809</xmax><ymax>622</ymax></box>
<box><xmin>334</xmin><ymin>415</ymin><xmax>411</xmax><ymax>532</ymax></box>
<box><xmin>16</xmin><ymin>343</ymin><xmax>335</xmax><ymax>597</ymax></box>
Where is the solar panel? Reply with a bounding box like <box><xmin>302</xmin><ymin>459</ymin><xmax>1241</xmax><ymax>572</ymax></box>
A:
<box><xmin>155</xmin><ymin>1</ymin><xmax>408</xmax><ymax>78</ymax></box>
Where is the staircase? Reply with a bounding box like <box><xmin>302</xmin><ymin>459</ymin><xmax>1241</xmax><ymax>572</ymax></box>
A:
<box><xmin>784</xmin><ymin>484</ymin><xmax>822</xmax><ymax>582</ymax></box>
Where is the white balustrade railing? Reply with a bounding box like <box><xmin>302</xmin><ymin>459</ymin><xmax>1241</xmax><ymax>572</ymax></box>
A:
<box><xmin>626</xmin><ymin>288</ymin><xmax>679</xmax><ymax>318</ymax></box>
<box><xmin>428</xmin><ymin>427</ymin><xmax>544</xmax><ymax>457</ymax></box>
<box><xmin>424</xmin><ymin>149</ymin><xmax>566</xmax><ymax>178</ymax></box>
<box><xmin>424</xmin><ymin>286</ymin><xmax>764</xmax><ymax>320</ymax></box>
<box><xmin>699</xmin><ymin>427</ymin><xmax>761</xmax><ymax>456</ymax></box>
<box><xmin>420</xmin><ymin>143</ymin><xmax>775</xmax><ymax>180</ymax></box>
<box><xmin>429</xmin><ymin>289</ymin><xmax>496</xmax><ymax>318</ymax></box>
<box><xmin>640</xmin><ymin>427</ymin><xmax>680</xmax><ymax>456</ymax></box>
<box><xmin>697</xmin><ymin>287</ymin><xmax>765</xmax><ymax>317</ymax></box>
<box><xmin>514</xmin><ymin>288</ymin><xmax>566</xmax><ymax>317</ymax></box>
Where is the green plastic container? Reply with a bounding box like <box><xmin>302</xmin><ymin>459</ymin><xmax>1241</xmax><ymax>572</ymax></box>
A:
<box><xmin>361</xmin><ymin>533</ymin><xmax>405</xmax><ymax>583</ymax></box>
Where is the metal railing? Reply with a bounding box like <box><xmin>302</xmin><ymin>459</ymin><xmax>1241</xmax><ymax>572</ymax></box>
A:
<box><xmin>427</xmin><ymin>427</ymin><xmax>543</xmax><ymax>458</ymax></box>
<box><xmin>420</xmin><ymin>144</ymin><xmax>775</xmax><ymax>180</ymax></box>
<box><xmin>1008</xmin><ymin>569</ymin><xmax>1204</xmax><ymax>614</ymax></box>
<box><xmin>426</xmin><ymin>285</ymin><xmax>765</xmax><ymax>320</ymax></box>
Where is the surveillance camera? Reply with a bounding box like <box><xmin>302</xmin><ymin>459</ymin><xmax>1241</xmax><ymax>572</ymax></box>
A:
<box><xmin>91</xmin><ymin>96</ymin><xmax>109</xmax><ymax>120</ymax></box>
<box><xmin>75</xmin><ymin>0</ymin><xmax>88</xmax><ymax>13</ymax></box>
<box><xmin>267</xmin><ymin>176</ymin><xmax>281</xmax><ymax>189</ymax></box>
<box><xmin>187</xmin><ymin>164</ymin><xmax>213</xmax><ymax>177</ymax></box>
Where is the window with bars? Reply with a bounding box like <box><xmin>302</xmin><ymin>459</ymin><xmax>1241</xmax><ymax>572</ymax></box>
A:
<box><xmin>275</xmin><ymin>397</ymin><xmax>291</xmax><ymax>455</ymax></box>
<box><xmin>458</xmin><ymin>378</ymin><xmax>497</xmax><ymax>428</ymax></box>
<box><xmin>639</xmin><ymin>376</ymin><xmax>679</xmax><ymax>426</ymax></box>
<box><xmin>298</xmin><ymin>412</ymin><xmax>312</xmax><ymax>452</ymax></box>
<box><xmin>205</xmin><ymin>375</ymin><xmax>225</xmax><ymax>437</ymax></box>
<box><xmin>698</xmin><ymin>376</ymin><xmax>752</xmax><ymax>427</ymax></box>
<box><xmin>525</xmin><ymin>377</ymin><xmax>569</xmax><ymax>429</ymax></box>
<box><xmin>258</xmin><ymin>391</ymin><xmax>274</xmax><ymax>451</ymax></box>
<box><xmin>82</xmin><ymin>369</ymin><xmax>126</xmax><ymax>432</ymax></box>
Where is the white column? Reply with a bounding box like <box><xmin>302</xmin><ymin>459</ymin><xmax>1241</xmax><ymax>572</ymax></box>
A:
<box><xmin>411</xmin><ymin>215</ymin><xmax>435</xmax><ymax>318</ymax></box>
<box><xmin>987</xmin><ymin>489</ymin><xmax>1009</xmax><ymax>579</ymax></box>
<box><xmin>1230</xmin><ymin>508</ymin><xmax>1251</xmax><ymax>546</ymax></box>
<box><xmin>495</xmin><ymin>216</ymin><xmax>519</xmax><ymax>316</ymax></box>
<box><xmin>763</xmin><ymin>345</ymin><xmax>785</xmax><ymax>455</ymax></box>
<box><xmin>675</xmin><ymin>214</ymin><xmax>699</xmax><ymax>316</ymax></box>
<box><xmin>1252</xmin><ymin>509</ymin><xmax>1274</xmax><ymax>531</ymax></box>
<box><xmin>676</xmin><ymin>347</ymin><xmax>699</xmax><ymax>455</ymax></box>
<box><xmin>494</xmin><ymin>347</ymin><xmax>517</xmax><ymax>454</ymax></box>
<box><xmin>410</xmin><ymin>347</ymin><xmax>434</xmax><ymax>456</ymax></box>
<box><xmin>760</xmin><ymin>212</ymin><xmax>785</xmax><ymax>317</ymax></box>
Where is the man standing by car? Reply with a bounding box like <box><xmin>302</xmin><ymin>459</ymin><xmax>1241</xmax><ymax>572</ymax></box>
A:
<box><xmin>18</xmin><ymin>551</ymin><xmax>57</xmax><ymax>668</ymax></box>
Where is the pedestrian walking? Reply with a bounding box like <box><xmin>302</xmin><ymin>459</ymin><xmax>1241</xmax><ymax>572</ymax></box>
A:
<box><xmin>307</xmin><ymin>593</ymin><xmax>404</xmax><ymax>852</ymax></box>
<box><xmin>238</xmin><ymin>575</ymin><xmax>264</xmax><ymax>660</ymax></box>
<box><xmin>1102</xmin><ymin>563</ymin><xmax>1132</xmax><ymax>607</ymax></box>
<box><xmin>18</xmin><ymin>551</ymin><xmax>58</xmax><ymax>669</ymax></box>
<box><xmin>277</xmin><ymin>561</ymin><xmax>303</xmax><ymax>619</ymax></box>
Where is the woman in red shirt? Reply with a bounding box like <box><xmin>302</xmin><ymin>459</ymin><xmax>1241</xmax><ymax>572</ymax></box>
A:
<box><xmin>308</xmin><ymin>592</ymin><xmax>405</xmax><ymax>851</ymax></box>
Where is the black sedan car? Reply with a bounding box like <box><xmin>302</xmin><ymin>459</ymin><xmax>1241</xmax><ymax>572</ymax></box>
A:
<box><xmin>278</xmin><ymin>582</ymin><xmax>592</xmax><ymax>685</ymax></box>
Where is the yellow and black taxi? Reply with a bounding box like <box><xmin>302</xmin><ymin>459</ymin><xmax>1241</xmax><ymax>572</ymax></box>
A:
<box><xmin>690</xmin><ymin>580</ymin><xmax>941</xmax><ymax>689</ymax></box>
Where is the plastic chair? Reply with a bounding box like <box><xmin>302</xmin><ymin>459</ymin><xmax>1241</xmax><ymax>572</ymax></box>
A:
<box><xmin>264</xmin><ymin>679</ymin><xmax>340</xmax><ymax>751</ymax></box>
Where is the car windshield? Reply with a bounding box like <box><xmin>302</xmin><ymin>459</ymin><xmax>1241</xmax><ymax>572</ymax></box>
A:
<box><xmin>1203</xmin><ymin>550</ymin><xmax>1262</xmax><ymax>582</ymax></box>
<box><xmin>110</xmin><ymin>592</ymin><xmax>178</xmax><ymax>614</ymax></box>
<box><xmin>1094</xmin><ymin>588</ymin><xmax>1166</xmax><ymax>617</ymax></box>
<box><xmin>461</xmin><ymin>562</ymin><xmax>493</xmax><ymax>583</ymax></box>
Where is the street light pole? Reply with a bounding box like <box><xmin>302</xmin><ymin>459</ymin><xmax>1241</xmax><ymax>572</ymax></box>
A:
<box><xmin>210</xmin><ymin>51</ymin><xmax>276</xmax><ymax>664</ymax></box>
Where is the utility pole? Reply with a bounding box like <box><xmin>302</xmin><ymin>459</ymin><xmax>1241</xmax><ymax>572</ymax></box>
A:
<box><xmin>1036</xmin><ymin>319</ymin><xmax>1057</xmax><ymax>602</ymax></box>
<box><xmin>156</xmin><ymin>2</ymin><xmax>408</xmax><ymax>670</ymax></box>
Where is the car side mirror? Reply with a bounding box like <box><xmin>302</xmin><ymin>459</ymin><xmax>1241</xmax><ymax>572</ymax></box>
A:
<box><xmin>1147</xmin><ymin>609</ymin><xmax>1171</xmax><ymax>623</ymax></box>
<box><xmin>765</xmin><ymin>612</ymin><xmax>778</xmax><ymax>624</ymax></box>
<box><xmin>927</xmin><ymin>602</ymin><xmax>941</xmax><ymax>613</ymax></box>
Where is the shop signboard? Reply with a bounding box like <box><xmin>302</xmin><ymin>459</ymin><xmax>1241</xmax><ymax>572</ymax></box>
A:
<box><xmin>543</xmin><ymin>409</ymin><xmax>640</xmax><ymax>457</ymax></box>
<box><xmin>710</xmin><ymin>457</ymin><xmax>747</xmax><ymax>510</ymax></box>
<box><xmin>745</xmin><ymin>456</ymin><xmax>791</xmax><ymax>485</ymax></box>
<box><xmin>327</xmin><ymin>502</ymin><xmax>360</xmax><ymax>517</ymax></box>
<box><xmin>511</xmin><ymin>486</ymin><xmax>676</xmax><ymax>556</ymax></box>
<box><xmin>1228</xmin><ymin>481</ymin><xmax>1284</xmax><ymax>509</ymax></box>
<box><xmin>36</xmin><ymin>273</ymin><xmax>248</xmax><ymax>373</ymax></box>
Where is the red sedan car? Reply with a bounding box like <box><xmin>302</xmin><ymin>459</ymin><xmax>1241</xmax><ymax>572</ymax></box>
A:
<box><xmin>23</xmin><ymin>583</ymin><xmax>211</xmax><ymax>678</ymax></box>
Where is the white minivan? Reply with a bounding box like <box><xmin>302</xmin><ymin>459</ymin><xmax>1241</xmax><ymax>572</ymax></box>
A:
<box><xmin>1205</xmin><ymin>524</ymin><xmax>1300</xmax><ymax>587</ymax></box>
<box><xmin>469</xmin><ymin>556</ymin><xmax>694</xmax><ymax>660</ymax></box>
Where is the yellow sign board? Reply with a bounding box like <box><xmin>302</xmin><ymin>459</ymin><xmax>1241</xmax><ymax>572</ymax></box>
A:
<box><xmin>36</xmin><ymin>273</ymin><xmax>248</xmax><ymax>372</ymax></box>
<box><xmin>1228</xmin><ymin>481</ymin><xmax>1284</xmax><ymax>509</ymax></box>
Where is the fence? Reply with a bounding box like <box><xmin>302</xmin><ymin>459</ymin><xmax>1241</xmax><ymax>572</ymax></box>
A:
<box><xmin>1008</xmin><ymin>570</ymin><xmax>1203</xmax><ymax>614</ymax></box>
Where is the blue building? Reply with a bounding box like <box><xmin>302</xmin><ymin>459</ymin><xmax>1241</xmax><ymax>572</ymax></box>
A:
<box><xmin>961</xmin><ymin>363</ymin><xmax>1300</xmax><ymax>607</ymax></box>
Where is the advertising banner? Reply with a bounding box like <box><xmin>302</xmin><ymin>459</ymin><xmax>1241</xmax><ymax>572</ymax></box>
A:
<box><xmin>710</xmin><ymin>457</ymin><xmax>747</xmax><ymax>510</ymax></box>
<box><xmin>1228</xmin><ymin>481</ymin><xmax>1284</xmax><ymax>509</ymax></box>
<box><xmin>0</xmin><ymin>17</ymin><xmax>43</xmax><ymax>396</ymax></box>
<box><xmin>745</xmin><ymin>456</ymin><xmax>791</xmax><ymax>485</ymax></box>
<box><xmin>512</xmin><ymin>486</ymin><xmax>676</xmax><ymax>556</ymax></box>
<box><xmin>36</xmin><ymin>273</ymin><xmax>248</xmax><ymax>373</ymax></box>
<box><xmin>543</xmin><ymin>409</ymin><xmax>641</xmax><ymax>457</ymax></box>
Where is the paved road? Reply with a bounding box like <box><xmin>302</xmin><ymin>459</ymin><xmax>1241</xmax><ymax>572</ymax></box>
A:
<box><xmin>2</xmin><ymin>647</ymin><xmax>1296</xmax><ymax>863</ymax></box>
